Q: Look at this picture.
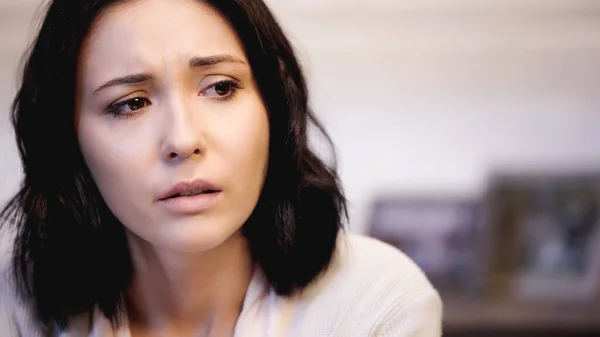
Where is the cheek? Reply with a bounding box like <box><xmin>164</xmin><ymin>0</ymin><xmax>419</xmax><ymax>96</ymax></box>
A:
<box><xmin>77</xmin><ymin>117</ymin><xmax>154</xmax><ymax>211</ymax></box>
<box><xmin>211</xmin><ymin>96</ymin><xmax>269</xmax><ymax>207</ymax></box>
<box><xmin>226</xmin><ymin>102</ymin><xmax>269</xmax><ymax>181</ymax></box>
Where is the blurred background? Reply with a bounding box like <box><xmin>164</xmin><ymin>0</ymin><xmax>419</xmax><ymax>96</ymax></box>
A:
<box><xmin>1</xmin><ymin>0</ymin><xmax>599</xmax><ymax>336</ymax></box>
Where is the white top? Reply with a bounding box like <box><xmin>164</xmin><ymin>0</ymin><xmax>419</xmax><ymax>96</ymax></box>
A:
<box><xmin>0</xmin><ymin>233</ymin><xmax>443</xmax><ymax>336</ymax></box>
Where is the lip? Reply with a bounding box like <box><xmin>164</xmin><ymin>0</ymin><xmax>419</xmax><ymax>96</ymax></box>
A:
<box><xmin>158</xmin><ymin>179</ymin><xmax>222</xmax><ymax>214</ymax></box>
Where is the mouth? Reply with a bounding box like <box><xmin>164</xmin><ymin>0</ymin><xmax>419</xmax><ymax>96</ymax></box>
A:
<box><xmin>159</xmin><ymin>179</ymin><xmax>221</xmax><ymax>201</ymax></box>
<box><xmin>158</xmin><ymin>179</ymin><xmax>222</xmax><ymax>214</ymax></box>
<box><xmin>161</xmin><ymin>188</ymin><xmax>220</xmax><ymax>200</ymax></box>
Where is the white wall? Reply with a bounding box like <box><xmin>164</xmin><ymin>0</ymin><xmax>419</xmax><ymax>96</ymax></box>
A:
<box><xmin>270</xmin><ymin>0</ymin><xmax>600</xmax><ymax>233</ymax></box>
<box><xmin>1</xmin><ymin>0</ymin><xmax>600</xmax><ymax>240</ymax></box>
<box><xmin>0</xmin><ymin>2</ymin><xmax>40</xmax><ymax>258</ymax></box>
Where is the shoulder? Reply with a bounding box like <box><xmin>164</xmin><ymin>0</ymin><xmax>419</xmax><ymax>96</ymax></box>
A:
<box><xmin>0</xmin><ymin>257</ymin><xmax>116</xmax><ymax>337</ymax></box>
<box><xmin>0</xmin><ymin>259</ymin><xmax>28</xmax><ymax>336</ymax></box>
<box><xmin>337</xmin><ymin>232</ymin><xmax>430</xmax><ymax>278</ymax></box>
<box><xmin>289</xmin><ymin>233</ymin><xmax>443</xmax><ymax>336</ymax></box>
<box><xmin>0</xmin><ymin>258</ymin><xmax>55</xmax><ymax>337</ymax></box>
<box><xmin>342</xmin><ymin>234</ymin><xmax>443</xmax><ymax>336</ymax></box>
<box><xmin>332</xmin><ymin>233</ymin><xmax>440</xmax><ymax>298</ymax></box>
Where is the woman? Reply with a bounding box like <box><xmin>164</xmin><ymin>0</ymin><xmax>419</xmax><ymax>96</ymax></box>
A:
<box><xmin>0</xmin><ymin>0</ymin><xmax>442</xmax><ymax>336</ymax></box>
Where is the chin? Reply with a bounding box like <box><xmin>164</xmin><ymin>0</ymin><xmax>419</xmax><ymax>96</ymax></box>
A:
<box><xmin>153</xmin><ymin>217</ymin><xmax>243</xmax><ymax>253</ymax></box>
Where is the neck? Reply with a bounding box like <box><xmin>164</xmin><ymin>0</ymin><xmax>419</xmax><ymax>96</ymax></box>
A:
<box><xmin>125</xmin><ymin>231</ymin><xmax>253</xmax><ymax>336</ymax></box>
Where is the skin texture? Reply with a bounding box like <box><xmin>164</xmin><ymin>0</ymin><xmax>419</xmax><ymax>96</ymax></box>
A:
<box><xmin>75</xmin><ymin>0</ymin><xmax>269</xmax><ymax>335</ymax></box>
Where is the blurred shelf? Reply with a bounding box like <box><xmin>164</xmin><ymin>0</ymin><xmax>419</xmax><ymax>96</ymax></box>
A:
<box><xmin>443</xmin><ymin>298</ymin><xmax>600</xmax><ymax>333</ymax></box>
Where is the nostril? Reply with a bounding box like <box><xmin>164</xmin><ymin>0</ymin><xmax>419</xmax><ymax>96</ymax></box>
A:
<box><xmin>167</xmin><ymin>148</ymin><xmax>201</xmax><ymax>159</ymax></box>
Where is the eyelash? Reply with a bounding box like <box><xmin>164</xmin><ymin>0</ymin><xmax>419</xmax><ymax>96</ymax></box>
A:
<box><xmin>107</xmin><ymin>96</ymin><xmax>150</xmax><ymax>119</ymax></box>
<box><xmin>106</xmin><ymin>79</ymin><xmax>243</xmax><ymax>118</ymax></box>
<box><xmin>203</xmin><ymin>79</ymin><xmax>243</xmax><ymax>102</ymax></box>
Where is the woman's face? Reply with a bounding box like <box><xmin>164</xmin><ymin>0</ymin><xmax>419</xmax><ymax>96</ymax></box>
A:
<box><xmin>76</xmin><ymin>0</ymin><xmax>269</xmax><ymax>252</ymax></box>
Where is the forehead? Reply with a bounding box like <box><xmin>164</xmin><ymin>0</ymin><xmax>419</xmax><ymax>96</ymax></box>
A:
<box><xmin>80</xmin><ymin>0</ymin><xmax>246</xmax><ymax>83</ymax></box>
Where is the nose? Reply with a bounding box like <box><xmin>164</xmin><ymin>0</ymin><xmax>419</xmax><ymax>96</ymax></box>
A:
<box><xmin>159</xmin><ymin>96</ymin><xmax>205</xmax><ymax>162</ymax></box>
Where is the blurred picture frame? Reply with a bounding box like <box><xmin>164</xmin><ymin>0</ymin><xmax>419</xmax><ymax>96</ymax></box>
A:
<box><xmin>367</xmin><ymin>196</ymin><xmax>486</xmax><ymax>297</ymax></box>
<box><xmin>485</xmin><ymin>172</ymin><xmax>600</xmax><ymax>303</ymax></box>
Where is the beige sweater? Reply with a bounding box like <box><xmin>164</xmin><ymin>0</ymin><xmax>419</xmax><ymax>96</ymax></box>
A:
<box><xmin>0</xmin><ymin>234</ymin><xmax>442</xmax><ymax>336</ymax></box>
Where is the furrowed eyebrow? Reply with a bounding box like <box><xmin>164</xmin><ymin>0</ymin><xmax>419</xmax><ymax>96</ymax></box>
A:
<box><xmin>93</xmin><ymin>55</ymin><xmax>245</xmax><ymax>94</ymax></box>
<box><xmin>93</xmin><ymin>73</ymin><xmax>154</xmax><ymax>94</ymax></box>
<box><xmin>189</xmin><ymin>54</ymin><xmax>246</xmax><ymax>68</ymax></box>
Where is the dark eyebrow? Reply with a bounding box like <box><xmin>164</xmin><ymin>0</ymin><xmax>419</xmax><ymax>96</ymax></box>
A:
<box><xmin>92</xmin><ymin>55</ymin><xmax>243</xmax><ymax>94</ymax></box>
<box><xmin>189</xmin><ymin>54</ymin><xmax>246</xmax><ymax>68</ymax></box>
<box><xmin>93</xmin><ymin>73</ymin><xmax>154</xmax><ymax>94</ymax></box>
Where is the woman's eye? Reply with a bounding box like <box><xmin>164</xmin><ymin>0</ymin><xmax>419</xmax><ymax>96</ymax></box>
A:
<box><xmin>214</xmin><ymin>82</ymin><xmax>233</xmax><ymax>96</ymax></box>
<box><xmin>202</xmin><ymin>80</ymin><xmax>242</xmax><ymax>101</ymax></box>
<box><xmin>125</xmin><ymin>97</ymin><xmax>149</xmax><ymax>111</ymax></box>
<box><xmin>107</xmin><ymin>97</ymin><xmax>151</xmax><ymax>117</ymax></box>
